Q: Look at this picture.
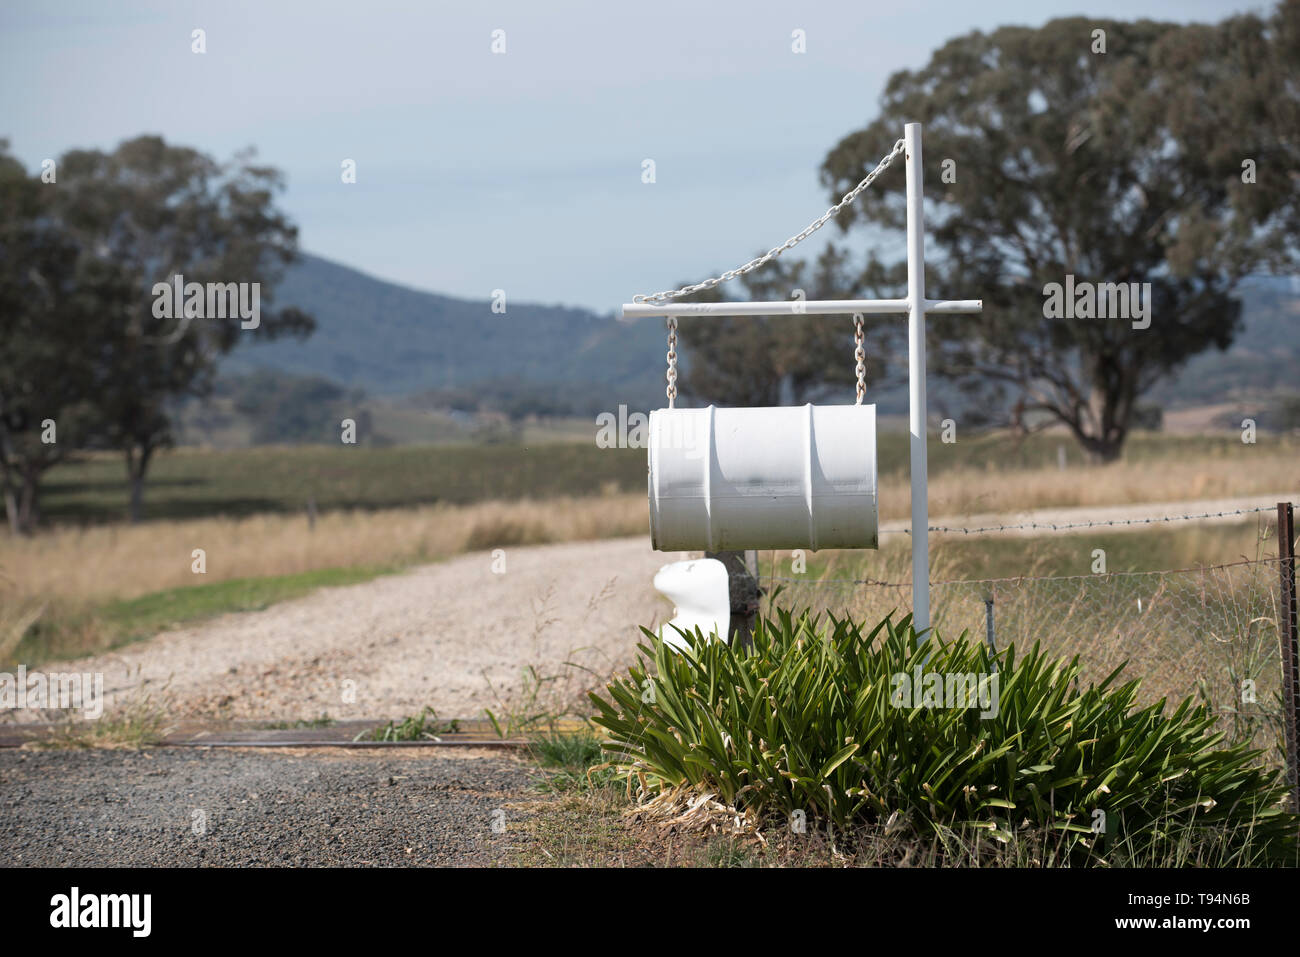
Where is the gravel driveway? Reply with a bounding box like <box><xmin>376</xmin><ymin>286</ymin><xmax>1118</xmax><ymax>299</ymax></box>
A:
<box><xmin>1</xmin><ymin>747</ymin><xmax>535</xmax><ymax>867</ymax></box>
<box><xmin>59</xmin><ymin>537</ymin><xmax>672</xmax><ymax>723</ymax></box>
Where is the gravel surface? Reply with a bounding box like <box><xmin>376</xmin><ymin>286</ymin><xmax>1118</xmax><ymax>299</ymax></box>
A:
<box><xmin>0</xmin><ymin>747</ymin><xmax>538</xmax><ymax>867</ymax></box>
<box><xmin>54</xmin><ymin>537</ymin><xmax>672</xmax><ymax>723</ymax></box>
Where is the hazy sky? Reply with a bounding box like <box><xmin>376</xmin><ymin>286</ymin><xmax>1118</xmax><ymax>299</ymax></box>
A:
<box><xmin>0</xmin><ymin>0</ymin><xmax>1263</xmax><ymax>314</ymax></box>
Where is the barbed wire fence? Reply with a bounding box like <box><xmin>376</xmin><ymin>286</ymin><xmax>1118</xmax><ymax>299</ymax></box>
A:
<box><xmin>758</xmin><ymin>503</ymin><xmax>1300</xmax><ymax>779</ymax></box>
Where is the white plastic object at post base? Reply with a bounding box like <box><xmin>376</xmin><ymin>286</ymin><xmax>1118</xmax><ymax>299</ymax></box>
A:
<box><xmin>652</xmin><ymin>558</ymin><xmax>730</xmax><ymax>652</ymax></box>
<box><xmin>648</xmin><ymin>404</ymin><xmax>878</xmax><ymax>552</ymax></box>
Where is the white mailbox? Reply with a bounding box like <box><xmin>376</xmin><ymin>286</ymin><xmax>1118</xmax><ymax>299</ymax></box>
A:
<box><xmin>647</xmin><ymin>403</ymin><xmax>878</xmax><ymax>552</ymax></box>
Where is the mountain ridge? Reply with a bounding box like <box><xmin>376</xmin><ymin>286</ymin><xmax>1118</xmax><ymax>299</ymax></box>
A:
<box><xmin>225</xmin><ymin>254</ymin><xmax>1298</xmax><ymax>417</ymax></box>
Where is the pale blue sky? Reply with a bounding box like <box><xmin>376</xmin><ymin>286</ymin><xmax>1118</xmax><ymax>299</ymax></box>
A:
<box><xmin>0</xmin><ymin>0</ymin><xmax>1264</xmax><ymax>314</ymax></box>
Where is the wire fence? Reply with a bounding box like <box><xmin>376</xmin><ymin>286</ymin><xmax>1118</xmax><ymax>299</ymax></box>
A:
<box><xmin>761</xmin><ymin>524</ymin><xmax>1294</xmax><ymax>764</ymax></box>
<box><xmin>887</xmin><ymin>504</ymin><xmax>1279</xmax><ymax>536</ymax></box>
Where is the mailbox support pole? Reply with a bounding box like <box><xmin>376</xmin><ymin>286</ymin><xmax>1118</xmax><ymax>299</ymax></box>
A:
<box><xmin>904</xmin><ymin>122</ymin><xmax>930</xmax><ymax>637</ymax></box>
<box><xmin>706</xmin><ymin>549</ymin><xmax>761</xmax><ymax>649</ymax></box>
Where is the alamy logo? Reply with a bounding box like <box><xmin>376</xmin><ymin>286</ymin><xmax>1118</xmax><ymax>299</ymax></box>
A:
<box><xmin>1042</xmin><ymin>274</ymin><xmax>1151</xmax><ymax>330</ymax></box>
<box><xmin>151</xmin><ymin>273</ymin><xmax>260</xmax><ymax>329</ymax></box>
<box><xmin>50</xmin><ymin>887</ymin><xmax>151</xmax><ymax>937</ymax></box>
<box><xmin>0</xmin><ymin>666</ymin><xmax>103</xmax><ymax>718</ymax></box>
<box><xmin>596</xmin><ymin>405</ymin><xmax>706</xmax><ymax>459</ymax></box>
<box><xmin>890</xmin><ymin>667</ymin><xmax>1000</xmax><ymax>718</ymax></box>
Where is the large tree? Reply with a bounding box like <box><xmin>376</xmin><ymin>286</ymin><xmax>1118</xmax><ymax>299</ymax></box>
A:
<box><xmin>817</xmin><ymin>9</ymin><xmax>1299</xmax><ymax>461</ymax></box>
<box><xmin>0</xmin><ymin>144</ymin><xmax>133</xmax><ymax>533</ymax></box>
<box><xmin>48</xmin><ymin>136</ymin><xmax>314</xmax><ymax>520</ymax></box>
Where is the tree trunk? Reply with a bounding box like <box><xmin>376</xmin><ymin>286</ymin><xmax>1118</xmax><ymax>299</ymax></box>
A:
<box><xmin>0</xmin><ymin>437</ymin><xmax>47</xmax><ymax>536</ymax></box>
<box><xmin>16</xmin><ymin>469</ymin><xmax>39</xmax><ymax>532</ymax></box>
<box><xmin>128</xmin><ymin>473</ymin><xmax>144</xmax><ymax>524</ymax></box>
<box><xmin>3</xmin><ymin>483</ymin><xmax>20</xmax><ymax>536</ymax></box>
<box><xmin>125</xmin><ymin>444</ymin><xmax>153</xmax><ymax>524</ymax></box>
<box><xmin>1074</xmin><ymin>428</ymin><xmax>1126</xmax><ymax>464</ymax></box>
<box><xmin>0</xmin><ymin>438</ymin><xmax>19</xmax><ymax>535</ymax></box>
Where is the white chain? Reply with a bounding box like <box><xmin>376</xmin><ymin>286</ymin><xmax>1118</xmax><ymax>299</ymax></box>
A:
<box><xmin>633</xmin><ymin>139</ymin><xmax>906</xmax><ymax>305</ymax></box>
<box><xmin>853</xmin><ymin>313</ymin><xmax>866</xmax><ymax>405</ymax></box>
<box><xmin>665</xmin><ymin>316</ymin><xmax>678</xmax><ymax>408</ymax></box>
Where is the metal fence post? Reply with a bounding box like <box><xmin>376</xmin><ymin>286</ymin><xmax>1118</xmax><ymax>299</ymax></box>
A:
<box><xmin>1278</xmin><ymin>502</ymin><xmax>1299</xmax><ymax>811</ymax></box>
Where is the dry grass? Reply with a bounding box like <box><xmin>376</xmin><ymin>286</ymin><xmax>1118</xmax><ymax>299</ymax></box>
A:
<box><xmin>1</xmin><ymin>492</ymin><xmax>647</xmax><ymax>607</ymax></box>
<box><xmin>20</xmin><ymin>690</ymin><xmax>173</xmax><ymax>750</ymax></box>
<box><xmin>900</xmin><ymin>452</ymin><xmax>1296</xmax><ymax>521</ymax></box>
<box><xmin>8</xmin><ymin>448</ymin><xmax>1293</xmax><ymax>610</ymax></box>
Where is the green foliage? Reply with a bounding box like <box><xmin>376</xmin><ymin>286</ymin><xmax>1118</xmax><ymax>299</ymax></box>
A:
<box><xmin>0</xmin><ymin>141</ymin><xmax>124</xmax><ymax>531</ymax></box>
<box><xmin>528</xmin><ymin>729</ymin><xmax>620</xmax><ymax>793</ymax></box>
<box><xmin>1153</xmin><ymin>276</ymin><xmax>1300</xmax><ymax>409</ymax></box>
<box><xmin>41</xmin><ymin>441</ymin><xmax>645</xmax><ymax>524</ymax></box>
<box><xmin>262</xmin><ymin>715</ymin><xmax>336</xmax><ymax>730</ymax></box>
<box><xmin>818</xmin><ymin>11</ymin><xmax>1299</xmax><ymax>461</ymax></box>
<box><xmin>1130</xmin><ymin>403</ymin><xmax>1163</xmax><ymax>431</ymax></box>
<box><xmin>358</xmin><ymin>707</ymin><xmax>461</xmax><ymax>742</ymax></box>
<box><xmin>590</xmin><ymin>611</ymin><xmax>1296</xmax><ymax>862</ymax></box>
<box><xmin>230</xmin><ymin>369</ymin><xmax>368</xmax><ymax>445</ymax></box>
<box><xmin>0</xmin><ymin>135</ymin><xmax>316</xmax><ymax>526</ymax></box>
<box><xmin>8</xmin><ymin>564</ymin><xmax>399</xmax><ymax>668</ymax></box>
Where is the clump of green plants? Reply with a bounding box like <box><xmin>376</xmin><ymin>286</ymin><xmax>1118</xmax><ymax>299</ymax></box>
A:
<box><xmin>528</xmin><ymin>727</ymin><xmax>621</xmax><ymax>793</ymax></box>
<box><xmin>261</xmin><ymin>714</ymin><xmax>336</xmax><ymax>730</ymax></box>
<box><xmin>357</xmin><ymin>707</ymin><xmax>460</xmax><ymax>742</ymax></box>
<box><xmin>589</xmin><ymin>610</ymin><xmax>1297</xmax><ymax>864</ymax></box>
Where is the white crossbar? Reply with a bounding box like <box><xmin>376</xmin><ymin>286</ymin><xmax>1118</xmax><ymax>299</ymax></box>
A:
<box><xmin>620</xmin><ymin>298</ymin><xmax>982</xmax><ymax>318</ymax></box>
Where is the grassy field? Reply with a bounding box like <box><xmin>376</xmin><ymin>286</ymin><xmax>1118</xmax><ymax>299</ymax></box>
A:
<box><xmin>40</xmin><ymin>441</ymin><xmax>647</xmax><ymax>524</ymax></box>
<box><xmin>771</xmin><ymin>517</ymin><xmax>1279</xmax><ymax>583</ymax></box>
<box><xmin>37</xmin><ymin>430</ymin><xmax>1298</xmax><ymax>525</ymax></box>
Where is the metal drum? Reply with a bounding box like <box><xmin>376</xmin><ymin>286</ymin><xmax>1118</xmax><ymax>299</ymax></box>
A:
<box><xmin>648</xmin><ymin>403</ymin><xmax>878</xmax><ymax>551</ymax></box>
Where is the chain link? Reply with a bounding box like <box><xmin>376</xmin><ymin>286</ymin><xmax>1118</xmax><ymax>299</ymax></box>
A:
<box><xmin>665</xmin><ymin>316</ymin><xmax>678</xmax><ymax>408</ymax></box>
<box><xmin>853</xmin><ymin>313</ymin><xmax>866</xmax><ymax>405</ymax></box>
<box><xmin>633</xmin><ymin>139</ymin><xmax>907</xmax><ymax>305</ymax></box>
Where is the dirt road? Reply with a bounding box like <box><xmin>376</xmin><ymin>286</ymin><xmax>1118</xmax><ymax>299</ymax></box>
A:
<box><xmin>64</xmin><ymin>537</ymin><xmax>673</xmax><ymax>724</ymax></box>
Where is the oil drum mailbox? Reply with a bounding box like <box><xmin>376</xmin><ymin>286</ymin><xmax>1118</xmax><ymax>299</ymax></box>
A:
<box><xmin>623</xmin><ymin>123</ymin><xmax>983</xmax><ymax>632</ymax></box>
<box><xmin>648</xmin><ymin>404</ymin><xmax>878</xmax><ymax>551</ymax></box>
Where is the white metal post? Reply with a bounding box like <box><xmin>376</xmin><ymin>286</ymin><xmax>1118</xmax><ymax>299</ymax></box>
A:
<box><xmin>904</xmin><ymin>122</ymin><xmax>930</xmax><ymax>636</ymax></box>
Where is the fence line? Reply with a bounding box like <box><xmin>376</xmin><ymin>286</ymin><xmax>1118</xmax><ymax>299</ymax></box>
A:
<box><xmin>765</xmin><ymin>557</ymin><xmax>1285</xmax><ymax>588</ymax></box>
<box><xmin>882</xmin><ymin>504</ymin><xmax>1278</xmax><ymax>537</ymax></box>
<box><xmin>756</xmin><ymin>505</ymin><xmax>1294</xmax><ymax>766</ymax></box>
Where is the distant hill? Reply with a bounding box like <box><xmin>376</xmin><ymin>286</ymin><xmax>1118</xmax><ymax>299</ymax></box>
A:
<box><xmin>1152</xmin><ymin>275</ymin><xmax>1300</xmax><ymax>407</ymax></box>
<box><xmin>223</xmin><ymin>253</ymin><xmax>666</xmax><ymax>412</ymax></box>
<box><xmin>224</xmin><ymin>255</ymin><xmax>1296</xmax><ymax>421</ymax></box>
